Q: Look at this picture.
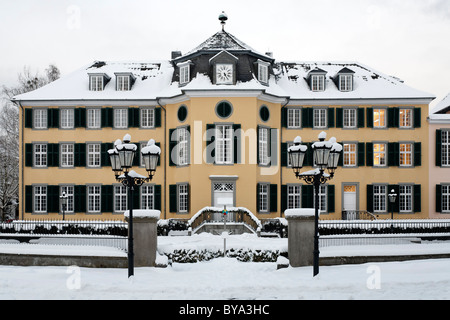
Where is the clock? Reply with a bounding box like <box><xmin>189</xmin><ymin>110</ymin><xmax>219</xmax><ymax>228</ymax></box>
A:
<box><xmin>216</xmin><ymin>64</ymin><xmax>233</xmax><ymax>84</ymax></box>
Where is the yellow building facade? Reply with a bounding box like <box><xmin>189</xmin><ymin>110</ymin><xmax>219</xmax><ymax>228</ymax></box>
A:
<box><xmin>14</xmin><ymin>26</ymin><xmax>435</xmax><ymax>222</ymax></box>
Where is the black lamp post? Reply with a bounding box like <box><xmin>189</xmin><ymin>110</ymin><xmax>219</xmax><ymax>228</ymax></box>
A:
<box><xmin>388</xmin><ymin>189</ymin><xmax>397</xmax><ymax>232</ymax></box>
<box><xmin>60</xmin><ymin>192</ymin><xmax>68</xmax><ymax>221</ymax></box>
<box><xmin>108</xmin><ymin>135</ymin><xmax>160</xmax><ymax>278</ymax></box>
<box><xmin>288</xmin><ymin>132</ymin><xmax>342</xmax><ymax>277</ymax></box>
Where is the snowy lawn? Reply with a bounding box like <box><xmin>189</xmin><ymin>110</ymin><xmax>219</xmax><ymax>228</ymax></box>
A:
<box><xmin>1</xmin><ymin>233</ymin><xmax>450</xmax><ymax>300</ymax></box>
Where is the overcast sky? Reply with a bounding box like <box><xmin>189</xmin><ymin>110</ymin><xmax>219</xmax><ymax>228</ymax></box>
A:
<box><xmin>0</xmin><ymin>0</ymin><xmax>449</xmax><ymax>109</ymax></box>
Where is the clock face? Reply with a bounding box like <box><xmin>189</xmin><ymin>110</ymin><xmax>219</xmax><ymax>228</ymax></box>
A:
<box><xmin>216</xmin><ymin>64</ymin><xmax>233</xmax><ymax>84</ymax></box>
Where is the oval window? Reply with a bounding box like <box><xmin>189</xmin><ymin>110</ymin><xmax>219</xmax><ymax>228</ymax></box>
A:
<box><xmin>216</xmin><ymin>101</ymin><xmax>233</xmax><ymax>119</ymax></box>
<box><xmin>178</xmin><ymin>105</ymin><xmax>188</xmax><ymax>122</ymax></box>
<box><xmin>260</xmin><ymin>105</ymin><xmax>270</xmax><ymax>122</ymax></box>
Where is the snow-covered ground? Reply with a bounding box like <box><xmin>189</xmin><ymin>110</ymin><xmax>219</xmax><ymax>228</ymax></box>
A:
<box><xmin>1</xmin><ymin>234</ymin><xmax>450</xmax><ymax>300</ymax></box>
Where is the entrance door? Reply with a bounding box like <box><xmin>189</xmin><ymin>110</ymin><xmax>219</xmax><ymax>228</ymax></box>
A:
<box><xmin>213</xmin><ymin>182</ymin><xmax>235</xmax><ymax>221</ymax></box>
<box><xmin>343</xmin><ymin>185</ymin><xmax>357</xmax><ymax>219</ymax></box>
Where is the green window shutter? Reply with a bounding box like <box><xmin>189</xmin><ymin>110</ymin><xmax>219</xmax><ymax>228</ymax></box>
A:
<box><xmin>337</xmin><ymin>141</ymin><xmax>344</xmax><ymax>167</ymax></box>
<box><xmin>169</xmin><ymin>129</ymin><xmax>177</xmax><ymax>166</ymax></box>
<box><xmin>169</xmin><ymin>184</ymin><xmax>177</xmax><ymax>213</ymax></box>
<box><xmin>48</xmin><ymin>144</ymin><xmax>59</xmax><ymax>167</ymax></box>
<box><xmin>436</xmin><ymin>130</ymin><xmax>442</xmax><ymax>167</ymax></box>
<box><xmin>270</xmin><ymin>184</ymin><xmax>277</xmax><ymax>213</ymax></box>
<box><xmin>366</xmin><ymin>108</ymin><xmax>373</xmax><ymax>128</ymax></box>
<box><xmin>414</xmin><ymin>185</ymin><xmax>421</xmax><ymax>213</ymax></box>
<box><xmin>74</xmin><ymin>144</ymin><xmax>86</xmax><ymax>167</ymax></box>
<box><xmin>233</xmin><ymin>124</ymin><xmax>241</xmax><ymax>164</ymax></box>
<box><xmin>206</xmin><ymin>124</ymin><xmax>215</xmax><ymax>164</ymax></box>
<box><xmin>414</xmin><ymin>142</ymin><xmax>421</xmax><ymax>167</ymax></box>
<box><xmin>270</xmin><ymin>128</ymin><xmax>277</xmax><ymax>166</ymax></box>
<box><xmin>101</xmin><ymin>185</ymin><xmax>113</xmax><ymax>213</ymax></box>
<box><xmin>25</xmin><ymin>109</ymin><xmax>33</xmax><ymax>128</ymax></box>
<box><xmin>414</xmin><ymin>108</ymin><xmax>421</xmax><ymax>128</ymax></box>
<box><xmin>302</xmin><ymin>185</ymin><xmax>313</xmax><ymax>208</ymax></box>
<box><xmin>304</xmin><ymin>142</ymin><xmax>313</xmax><ymax>167</ymax></box>
<box><xmin>75</xmin><ymin>108</ymin><xmax>86</xmax><ymax>128</ymax></box>
<box><xmin>101</xmin><ymin>108</ymin><xmax>113</xmax><ymax>128</ymax></box>
<box><xmin>25</xmin><ymin>144</ymin><xmax>33</xmax><ymax>167</ymax></box>
<box><xmin>281</xmin><ymin>185</ymin><xmax>287</xmax><ymax>213</ymax></box>
<box><xmin>366</xmin><ymin>143</ymin><xmax>373</xmax><ymax>167</ymax></box>
<box><xmin>357</xmin><ymin>108</ymin><xmax>365</xmax><ymax>128</ymax></box>
<box><xmin>25</xmin><ymin>185</ymin><xmax>33</xmax><ymax>213</ymax></box>
<box><xmin>133</xmin><ymin>185</ymin><xmax>140</xmax><ymax>210</ymax></box>
<box><xmin>388</xmin><ymin>107</ymin><xmax>399</xmax><ymax>128</ymax></box>
<box><xmin>154</xmin><ymin>185</ymin><xmax>161</xmax><ymax>211</ymax></box>
<box><xmin>328</xmin><ymin>108</ymin><xmax>335</xmax><ymax>128</ymax></box>
<box><xmin>155</xmin><ymin>142</ymin><xmax>161</xmax><ymax>166</ymax></box>
<box><xmin>281</xmin><ymin>142</ymin><xmax>288</xmax><ymax>167</ymax></box>
<box><xmin>281</xmin><ymin>108</ymin><xmax>287</xmax><ymax>128</ymax></box>
<box><xmin>336</xmin><ymin>108</ymin><xmax>343</xmax><ymax>128</ymax></box>
<box><xmin>256</xmin><ymin>184</ymin><xmax>261</xmax><ymax>212</ymax></box>
<box><xmin>302</xmin><ymin>108</ymin><xmax>312</xmax><ymax>128</ymax></box>
<box><xmin>367</xmin><ymin>185</ymin><xmax>374</xmax><ymax>213</ymax></box>
<box><xmin>132</xmin><ymin>142</ymin><xmax>140</xmax><ymax>167</ymax></box>
<box><xmin>47</xmin><ymin>185</ymin><xmax>59</xmax><ymax>213</ymax></box>
<box><xmin>101</xmin><ymin>143</ymin><xmax>113</xmax><ymax>167</ymax></box>
<box><xmin>388</xmin><ymin>142</ymin><xmax>399</xmax><ymax>167</ymax></box>
<box><xmin>436</xmin><ymin>185</ymin><xmax>442</xmax><ymax>213</ymax></box>
<box><xmin>357</xmin><ymin>142</ymin><xmax>365</xmax><ymax>166</ymax></box>
<box><xmin>327</xmin><ymin>185</ymin><xmax>335</xmax><ymax>213</ymax></box>
<box><xmin>48</xmin><ymin>109</ymin><xmax>59</xmax><ymax>128</ymax></box>
<box><xmin>155</xmin><ymin>107</ymin><xmax>161</xmax><ymax>128</ymax></box>
<box><xmin>74</xmin><ymin>185</ymin><xmax>86</xmax><ymax>213</ymax></box>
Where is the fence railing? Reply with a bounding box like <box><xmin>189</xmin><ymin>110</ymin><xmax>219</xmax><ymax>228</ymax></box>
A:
<box><xmin>0</xmin><ymin>220</ymin><xmax>128</xmax><ymax>251</ymax></box>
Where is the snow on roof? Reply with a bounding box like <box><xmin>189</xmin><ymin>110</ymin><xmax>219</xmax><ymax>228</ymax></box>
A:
<box><xmin>430</xmin><ymin>92</ymin><xmax>450</xmax><ymax>114</ymax></box>
<box><xmin>12</xmin><ymin>60</ymin><xmax>435</xmax><ymax>103</ymax></box>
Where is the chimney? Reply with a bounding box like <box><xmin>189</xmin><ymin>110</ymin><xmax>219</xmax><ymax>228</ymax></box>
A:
<box><xmin>265</xmin><ymin>52</ymin><xmax>273</xmax><ymax>58</ymax></box>
<box><xmin>171</xmin><ymin>51</ymin><xmax>182</xmax><ymax>59</ymax></box>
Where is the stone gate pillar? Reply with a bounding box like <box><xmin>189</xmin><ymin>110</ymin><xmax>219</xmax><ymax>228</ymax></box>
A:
<box><xmin>285</xmin><ymin>209</ymin><xmax>316</xmax><ymax>267</ymax></box>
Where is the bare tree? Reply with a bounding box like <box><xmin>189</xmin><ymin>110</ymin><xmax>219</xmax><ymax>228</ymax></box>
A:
<box><xmin>0</xmin><ymin>64</ymin><xmax>60</xmax><ymax>221</ymax></box>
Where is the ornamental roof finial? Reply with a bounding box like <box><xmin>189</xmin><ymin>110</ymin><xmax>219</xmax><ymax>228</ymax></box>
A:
<box><xmin>219</xmin><ymin>11</ymin><xmax>228</xmax><ymax>31</ymax></box>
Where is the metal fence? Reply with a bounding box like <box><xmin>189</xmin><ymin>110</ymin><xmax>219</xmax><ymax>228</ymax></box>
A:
<box><xmin>0</xmin><ymin>220</ymin><xmax>128</xmax><ymax>251</ymax></box>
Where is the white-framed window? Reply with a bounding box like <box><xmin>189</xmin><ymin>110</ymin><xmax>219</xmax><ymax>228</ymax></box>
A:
<box><xmin>60</xmin><ymin>143</ymin><xmax>74</xmax><ymax>168</ymax></box>
<box><xmin>87</xmin><ymin>143</ymin><xmax>101</xmax><ymax>167</ymax></box>
<box><xmin>216</xmin><ymin>125</ymin><xmax>233</xmax><ymax>164</ymax></box>
<box><xmin>34</xmin><ymin>185</ymin><xmax>47</xmax><ymax>213</ymax></box>
<box><xmin>339</xmin><ymin>75</ymin><xmax>353</xmax><ymax>91</ymax></box>
<box><xmin>180</xmin><ymin>65</ymin><xmax>190</xmax><ymax>85</ymax></box>
<box><xmin>140</xmin><ymin>108</ymin><xmax>154</xmax><ymax>128</ymax></box>
<box><xmin>114</xmin><ymin>108</ymin><xmax>128</xmax><ymax>129</ymax></box>
<box><xmin>87</xmin><ymin>109</ymin><xmax>101</xmax><ymax>129</ymax></box>
<box><xmin>343</xmin><ymin>143</ymin><xmax>357</xmax><ymax>167</ymax></box>
<box><xmin>90</xmin><ymin>76</ymin><xmax>104</xmax><ymax>91</ymax></box>
<box><xmin>313</xmin><ymin>108</ymin><xmax>327</xmax><ymax>128</ymax></box>
<box><xmin>399</xmin><ymin>108</ymin><xmax>412</xmax><ymax>128</ymax></box>
<box><xmin>141</xmin><ymin>185</ymin><xmax>154</xmax><ymax>210</ymax></box>
<box><xmin>399</xmin><ymin>185</ymin><xmax>413</xmax><ymax>213</ymax></box>
<box><xmin>34</xmin><ymin>109</ymin><xmax>47</xmax><ymax>129</ymax></box>
<box><xmin>373</xmin><ymin>109</ymin><xmax>386</xmax><ymax>128</ymax></box>
<box><xmin>259</xmin><ymin>183</ymin><xmax>269</xmax><ymax>213</ymax></box>
<box><xmin>178</xmin><ymin>184</ymin><xmax>189</xmax><ymax>213</ymax></box>
<box><xmin>287</xmin><ymin>108</ymin><xmax>301</xmax><ymax>128</ymax></box>
<box><xmin>400</xmin><ymin>143</ymin><xmax>413</xmax><ymax>167</ymax></box>
<box><xmin>343</xmin><ymin>108</ymin><xmax>356</xmax><ymax>128</ymax></box>
<box><xmin>116</xmin><ymin>75</ymin><xmax>130</xmax><ymax>91</ymax></box>
<box><xmin>287</xmin><ymin>185</ymin><xmax>301</xmax><ymax>209</ymax></box>
<box><xmin>177</xmin><ymin>127</ymin><xmax>189</xmax><ymax>166</ymax></box>
<box><xmin>258</xmin><ymin>63</ymin><xmax>269</xmax><ymax>83</ymax></box>
<box><xmin>373</xmin><ymin>185</ymin><xmax>387</xmax><ymax>213</ymax></box>
<box><xmin>311</xmin><ymin>75</ymin><xmax>325</xmax><ymax>91</ymax></box>
<box><xmin>442</xmin><ymin>130</ymin><xmax>450</xmax><ymax>167</ymax></box>
<box><xmin>60</xmin><ymin>186</ymin><xmax>74</xmax><ymax>213</ymax></box>
<box><xmin>87</xmin><ymin>185</ymin><xmax>101</xmax><ymax>213</ymax></box>
<box><xmin>34</xmin><ymin>144</ymin><xmax>47</xmax><ymax>167</ymax></box>
<box><xmin>442</xmin><ymin>185</ymin><xmax>450</xmax><ymax>213</ymax></box>
<box><xmin>314</xmin><ymin>185</ymin><xmax>327</xmax><ymax>213</ymax></box>
<box><xmin>373</xmin><ymin>143</ymin><xmax>387</xmax><ymax>167</ymax></box>
<box><xmin>60</xmin><ymin>109</ymin><xmax>74</xmax><ymax>129</ymax></box>
<box><xmin>114</xmin><ymin>185</ymin><xmax>127</xmax><ymax>212</ymax></box>
<box><xmin>258</xmin><ymin>127</ymin><xmax>270</xmax><ymax>165</ymax></box>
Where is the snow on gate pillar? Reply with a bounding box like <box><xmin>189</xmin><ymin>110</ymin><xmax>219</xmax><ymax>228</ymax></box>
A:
<box><xmin>124</xmin><ymin>209</ymin><xmax>160</xmax><ymax>267</ymax></box>
<box><xmin>285</xmin><ymin>209</ymin><xmax>315</xmax><ymax>267</ymax></box>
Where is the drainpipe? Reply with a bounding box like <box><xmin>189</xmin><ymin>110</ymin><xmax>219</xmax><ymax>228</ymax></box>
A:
<box><xmin>280</xmin><ymin>97</ymin><xmax>290</xmax><ymax>217</ymax></box>
<box><xmin>14</xmin><ymin>100</ymin><xmax>25</xmax><ymax>220</ymax></box>
<box><xmin>156</xmin><ymin>98</ymin><xmax>167</xmax><ymax>219</ymax></box>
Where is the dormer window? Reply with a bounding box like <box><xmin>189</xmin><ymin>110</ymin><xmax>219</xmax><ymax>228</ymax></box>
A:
<box><xmin>115</xmin><ymin>73</ymin><xmax>136</xmax><ymax>91</ymax></box>
<box><xmin>307</xmin><ymin>68</ymin><xmax>327</xmax><ymax>92</ymax></box>
<box><xmin>257</xmin><ymin>60</ymin><xmax>270</xmax><ymax>84</ymax></box>
<box><xmin>177</xmin><ymin>61</ymin><xmax>192</xmax><ymax>86</ymax></box>
<box><xmin>335</xmin><ymin>67</ymin><xmax>355</xmax><ymax>92</ymax></box>
<box><xmin>89</xmin><ymin>73</ymin><xmax>110</xmax><ymax>91</ymax></box>
<box><xmin>311</xmin><ymin>75</ymin><xmax>325</xmax><ymax>91</ymax></box>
